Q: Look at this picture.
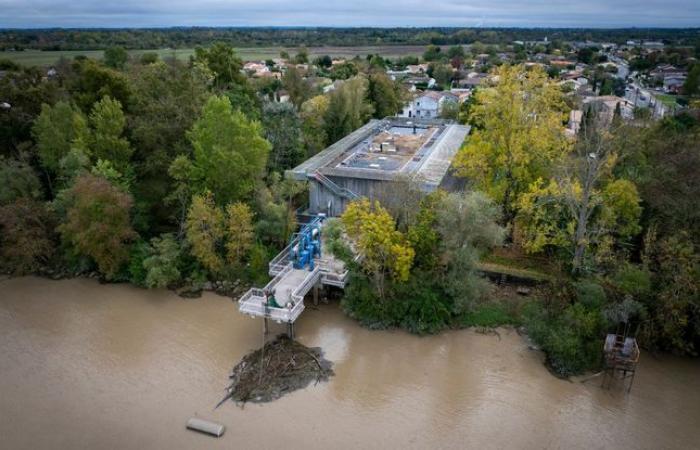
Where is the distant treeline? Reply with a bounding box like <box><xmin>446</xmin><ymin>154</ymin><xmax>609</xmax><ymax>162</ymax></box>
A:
<box><xmin>1</xmin><ymin>27</ymin><xmax>699</xmax><ymax>51</ymax></box>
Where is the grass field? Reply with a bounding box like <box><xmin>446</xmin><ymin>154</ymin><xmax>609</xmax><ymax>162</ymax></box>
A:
<box><xmin>654</xmin><ymin>93</ymin><xmax>680</xmax><ymax>107</ymax></box>
<box><xmin>0</xmin><ymin>45</ymin><xmax>430</xmax><ymax>67</ymax></box>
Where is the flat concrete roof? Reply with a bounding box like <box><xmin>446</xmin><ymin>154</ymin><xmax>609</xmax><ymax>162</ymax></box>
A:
<box><xmin>287</xmin><ymin>117</ymin><xmax>470</xmax><ymax>189</ymax></box>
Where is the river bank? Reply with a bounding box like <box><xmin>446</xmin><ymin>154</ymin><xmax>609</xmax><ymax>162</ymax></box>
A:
<box><xmin>1</xmin><ymin>276</ymin><xmax>699</xmax><ymax>449</ymax></box>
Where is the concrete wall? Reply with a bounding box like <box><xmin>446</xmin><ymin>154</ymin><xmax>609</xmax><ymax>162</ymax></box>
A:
<box><xmin>309</xmin><ymin>176</ymin><xmax>391</xmax><ymax>217</ymax></box>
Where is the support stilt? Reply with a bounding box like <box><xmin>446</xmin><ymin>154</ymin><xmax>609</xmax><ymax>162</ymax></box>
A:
<box><xmin>313</xmin><ymin>282</ymin><xmax>319</xmax><ymax>306</ymax></box>
<box><xmin>263</xmin><ymin>318</ymin><xmax>269</xmax><ymax>335</ymax></box>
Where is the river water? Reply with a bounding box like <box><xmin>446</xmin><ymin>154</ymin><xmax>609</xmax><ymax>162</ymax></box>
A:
<box><xmin>1</xmin><ymin>277</ymin><xmax>699</xmax><ymax>450</ymax></box>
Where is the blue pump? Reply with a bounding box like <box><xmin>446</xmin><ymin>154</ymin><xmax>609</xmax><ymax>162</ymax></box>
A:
<box><xmin>290</xmin><ymin>216</ymin><xmax>324</xmax><ymax>271</ymax></box>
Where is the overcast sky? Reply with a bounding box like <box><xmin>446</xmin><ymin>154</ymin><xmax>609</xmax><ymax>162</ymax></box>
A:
<box><xmin>1</xmin><ymin>0</ymin><xmax>699</xmax><ymax>28</ymax></box>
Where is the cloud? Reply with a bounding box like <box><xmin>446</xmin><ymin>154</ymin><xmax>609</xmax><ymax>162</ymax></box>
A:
<box><xmin>1</xmin><ymin>0</ymin><xmax>699</xmax><ymax>28</ymax></box>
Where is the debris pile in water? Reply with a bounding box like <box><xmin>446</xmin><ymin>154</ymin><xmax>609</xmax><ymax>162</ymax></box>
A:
<box><xmin>217</xmin><ymin>335</ymin><xmax>333</xmax><ymax>407</ymax></box>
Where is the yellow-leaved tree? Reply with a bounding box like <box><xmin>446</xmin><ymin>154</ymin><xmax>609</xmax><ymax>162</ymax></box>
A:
<box><xmin>225</xmin><ymin>201</ymin><xmax>254</xmax><ymax>267</ymax></box>
<box><xmin>341</xmin><ymin>198</ymin><xmax>414</xmax><ymax>300</ymax></box>
<box><xmin>185</xmin><ymin>191</ymin><xmax>225</xmax><ymax>273</ymax></box>
<box><xmin>516</xmin><ymin>123</ymin><xmax>642</xmax><ymax>274</ymax></box>
<box><xmin>453</xmin><ymin>64</ymin><xmax>569</xmax><ymax>231</ymax></box>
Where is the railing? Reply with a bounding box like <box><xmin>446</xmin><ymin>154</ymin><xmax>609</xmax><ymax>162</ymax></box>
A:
<box><xmin>268</xmin><ymin>242</ymin><xmax>296</xmax><ymax>275</ymax></box>
<box><xmin>291</xmin><ymin>266</ymin><xmax>322</xmax><ymax>303</ymax></box>
<box><xmin>265</xmin><ymin>263</ymin><xmax>293</xmax><ymax>291</ymax></box>
<box><xmin>311</xmin><ymin>171</ymin><xmax>359</xmax><ymax>200</ymax></box>
<box><xmin>320</xmin><ymin>269</ymin><xmax>349</xmax><ymax>288</ymax></box>
<box><xmin>238</xmin><ymin>287</ymin><xmax>266</xmax><ymax>304</ymax></box>
<box><xmin>238</xmin><ymin>291</ymin><xmax>305</xmax><ymax>323</ymax></box>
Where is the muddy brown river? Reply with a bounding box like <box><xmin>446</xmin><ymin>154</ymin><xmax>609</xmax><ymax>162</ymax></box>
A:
<box><xmin>1</xmin><ymin>277</ymin><xmax>699</xmax><ymax>449</ymax></box>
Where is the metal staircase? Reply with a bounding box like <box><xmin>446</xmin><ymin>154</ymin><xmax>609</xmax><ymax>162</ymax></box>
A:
<box><xmin>310</xmin><ymin>171</ymin><xmax>359</xmax><ymax>200</ymax></box>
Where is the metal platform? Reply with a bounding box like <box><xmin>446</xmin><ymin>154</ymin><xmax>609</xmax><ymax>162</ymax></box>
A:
<box><xmin>237</xmin><ymin>221</ymin><xmax>349</xmax><ymax>324</ymax></box>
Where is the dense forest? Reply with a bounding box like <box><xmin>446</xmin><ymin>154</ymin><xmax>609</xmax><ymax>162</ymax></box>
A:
<box><xmin>1</xmin><ymin>27</ymin><xmax>699</xmax><ymax>51</ymax></box>
<box><xmin>0</xmin><ymin>43</ymin><xmax>405</xmax><ymax>290</ymax></box>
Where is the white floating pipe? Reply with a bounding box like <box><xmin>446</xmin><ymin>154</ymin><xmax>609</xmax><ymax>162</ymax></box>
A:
<box><xmin>186</xmin><ymin>418</ymin><xmax>225</xmax><ymax>437</ymax></box>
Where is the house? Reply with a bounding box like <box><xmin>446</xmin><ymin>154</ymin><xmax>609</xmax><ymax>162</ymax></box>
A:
<box><xmin>583</xmin><ymin>95</ymin><xmax>634</xmax><ymax>122</ymax></box>
<box><xmin>323</xmin><ymin>80</ymin><xmax>345</xmax><ymax>94</ymax></box>
<box><xmin>650</xmin><ymin>65</ymin><xmax>686</xmax><ymax>80</ymax></box>
<box><xmin>401</xmin><ymin>76</ymin><xmax>436</xmax><ymax>91</ymax></box>
<box><xmin>566</xmin><ymin>110</ymin><xmax>583</xmax><ymax>136</ymax></box>
<box><xmin>243</xmin><ymin>61</ymin><xmax>274</xmax><ymax>78</ymax></box>
<box><xmin>399</xmin><ymin>91</ymin><xmax>458</xmax><ymax>119</ymax></box>
<box><xmin>454</xmin><ymin>72</ymin><xmax>488</xmax><ymax>89</ymax></box>
<box><xmin>642</xmin><ymin>41</ymin><xmax>665</xmax><ymax>50</ymax></box>
<box><xmin>663</xmin><ymin>76</ymin><xmax>686</xmax><ymax>93</ymax></box>
<box><xmin>406</xmin><ymin>64</ymin><xmax>429</xmax><ymax>74</ymax></box>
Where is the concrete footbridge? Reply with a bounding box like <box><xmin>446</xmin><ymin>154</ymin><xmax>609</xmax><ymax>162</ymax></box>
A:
<box><xmin>237</xmin><ymin>216</ymin><xmax>349</xmax><ymax>333</ymax></box>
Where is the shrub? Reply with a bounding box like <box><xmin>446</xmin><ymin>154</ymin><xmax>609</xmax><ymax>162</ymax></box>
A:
<box><xmin>459</xmin><ymin>303</ymin><xmax>516</xmax><ymax>328</ymax></box>
<box><xmin>0</xmin><ymin>157</ymin><xmax>42</xmax><ymax>205</ymax></box>
<box><xmin>58</xmin><ymin>174</ymin><xmax>136</xmax><ymax>278</ymax></box>
<box><xmin>246</xmin><ymin>243</ymin><xmax>271</xmax><ymax>285</ymax></box>
<box><xmin>523</xmin><ymin>300</ymin><xmax>605</xmax><ymax>376</ymax></box>
<box><xmin>0</xmin><ymin>198</ymin><xmax>56</xmax><ymax>274</ymax></box>
<box><xmin>574</xmin><ymin>280</ymin><xmax>606</xmax><ymax>310</ymax></box>
<box><xmin>143</xmin><ymin>234</ymin><xmax>182</xmax><ymax>288</ymax></box>
<box><xmin>611</xmin><ymin>263</ymin><xmax>652</xmax><ymax>299</ymax></box>
<box><xmin>128</xmin><ymin>240</ymin><xmax>151</xmax><ymax>287</ymax></box>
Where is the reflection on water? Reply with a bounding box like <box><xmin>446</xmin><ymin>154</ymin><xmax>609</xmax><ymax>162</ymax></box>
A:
<box><xmin>1</xmin><ymin>277</ymin><xmax>699</xmax><ymax>450</ymax></box>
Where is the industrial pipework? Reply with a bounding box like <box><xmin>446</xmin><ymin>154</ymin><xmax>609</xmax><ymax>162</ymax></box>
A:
<box><xmin>289</xmin><ymin>216</ymin><xmax>324</xmax><ymax>271</ymax></box>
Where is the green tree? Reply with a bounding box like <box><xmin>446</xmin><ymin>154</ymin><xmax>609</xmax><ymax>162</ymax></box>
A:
<box><xmin>142</xmin><ymin>234</ymin><xmax>182</xmax><ymax>288</ymax></box>
<box><xmin>0</xmin><ymin>198</ymin><xmax>56</xmax><ymax>274</ymax></box>
<box><xmin>447</xmin><ymin>45</ymin><xmax>465</xmax><ymax>59</ymax></box>
<box><xmin>185</xmin><ymin>95</ymin><xmax>270</xmax><ymax>205</ymax></box>
<box><xmin>282</xmin><ymin>66</ymin><xmax>311</xmax><ymax>109</ymax></box>
<box><xmin>0</xmin><ymin>66</ymin><xmax>64</xmax><ymax>153</ymax></box>
<box><xmin>293</xmin><ymin>47</ymin><xmax>309</xmax><ymax>64</ymax></box>
<box><xmin>185</xmin><ymin>192</ymin><xmax>225</xmax><ymax>274</ymax></box>
<box><xmin>104</xmin><ymin>46</ymin><xmax>128</xmax><ymax>69</ymax></box>
<box><xmin>69</xmin><ymin>59</ymin><xmax>131</xmax><ymax>112</ymax></box>
<box><xmin>453</xmin><ymin>64</ymin><xmax>568</xmax><ymax>230</ymax></box>
<box><xmin>683</xmin><ymin>64</ymin><xmax>700</xmax><ymax>97</ymax></box>
<box><xmin>32</xmin><ymin>101</ymin><xmax>89</xmax><ymax>176</ymax></box>
<box><xmin>368</xmin><ymin>71</ymin><xmax>404</xmax><ymax>118</ymax></box>
<box><xmin>262</xmin><ymin>101</ymin><xmax>304</xmax><ymax>172</ymax></box>
<box><xmin>330</xmin><ymin>62</ymin><xmax>358</xmax><ymax>80</ymax></box>
<box><xmin>324</xmin><ymin>76</ymin><xmax>374</xmax><ymax>143</ymax></box>
<box><xmin>139</xmin><ymin>52</ymin><xmax>159</xmax><ymax>65</ymax></box>
<box><xmin>423</xmin><ymin>45</ymin><xmax>442</xmax><ymax>62</ymax></box>
<box><xmin>435</xmin><ymin>191</ymin><xmax>505</xmax><ymax>311</ymax></box>
<box><xmin>429</xmin><ymin>63</ymin><xmax>454</xmax><ymax>88</ymax></box>
<box><xmin>193</xmin><ymin>42</ymin><xmax>246</xmax><ymax>89</ymax></box>
<box><xmin>88</xmin><ymin>96</ymin><xmax>132</xmax><ymax>172</ymax></box>
<box><xmin>128</xmin><ymin>60</ymin><xmax>211</xmax><ymax>226</ymax></box>
<box><xmin>300</xmin><ymin>95</ymin><xmax>329</xmax><ymax>156</ymax></box>
<box><xmin>58</xmin><ymin>173</ymin><xmax>136</xmax><ymax>277</ymax></box>
<box><xmin>0</xmin><ymin>156</ymin><xmax>42</xmax><ymax>205</ymax></box>
<box><xmin>314</xmin><ymin>55</ymin><xmax>332</xmax><ymax>68</ymax></box>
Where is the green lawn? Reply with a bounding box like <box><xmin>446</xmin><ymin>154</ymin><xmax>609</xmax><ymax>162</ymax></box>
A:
<box><xmin>1</xmin><ymin>45</ymin><xmax>429</xmax><ymax>67</ymax></box>
<box><xmin>655</xmin><ymin>93</ymin><xmax>679</xmax><ymax>107</ymax></box>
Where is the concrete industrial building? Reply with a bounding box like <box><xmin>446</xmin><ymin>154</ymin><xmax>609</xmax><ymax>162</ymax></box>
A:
<box><xmin>287</xmin><ymin>117</ymin><xmax>470</xmax><ymax>217</ymax></box>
